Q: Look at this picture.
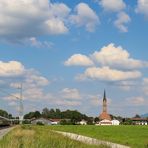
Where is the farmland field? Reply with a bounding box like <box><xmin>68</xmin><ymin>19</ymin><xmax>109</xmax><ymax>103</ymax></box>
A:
<box><xmin>49</xmin><ymin>125</ymin><xmax>148</xmax><ymax>148</ymax></box>
<box><xmin>0</xmin><ymin>125</ymin><xmax>108</xmax><ymax>148</ymax></box>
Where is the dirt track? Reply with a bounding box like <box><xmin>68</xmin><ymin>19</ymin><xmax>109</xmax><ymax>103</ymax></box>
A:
<box><xmin>0</xmin><ymin>127</ymin><xmax>14</xmax><ymax>140</ymax></box>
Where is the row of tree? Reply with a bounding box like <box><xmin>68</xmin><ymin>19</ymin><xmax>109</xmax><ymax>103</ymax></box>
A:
<box><xmin>0</xmin><ymin>109</ymin><xmax>12</xmax><ymax>119</ymax></box>
<box><xmin>24</xmin><ymin>108</ymin><xmax>91</xmax><ymax>124</ymax></box>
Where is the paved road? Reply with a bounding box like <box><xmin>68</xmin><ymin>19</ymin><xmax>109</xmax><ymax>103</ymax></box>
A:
<box><xmin>0</xmin><ymin>127</ymin><xmax>14</xmax><ymax>140</ymax></box>
<box><xmin>54</xmin><ymin>131</ymin><xmax>130</xmax><ymax>148</ymax></box>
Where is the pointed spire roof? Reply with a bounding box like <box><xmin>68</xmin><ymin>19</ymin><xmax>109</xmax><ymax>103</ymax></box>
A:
<box><xmin>103</xmin><ymin>90</ymin><xmax>107</xmax><ymax>101</ymax></box>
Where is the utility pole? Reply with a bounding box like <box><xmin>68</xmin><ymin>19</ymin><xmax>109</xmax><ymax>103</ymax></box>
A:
<box><xmin>18</xmin><ymin>83</ymin><xmax>24</xmax><ymax>124</ymax></box>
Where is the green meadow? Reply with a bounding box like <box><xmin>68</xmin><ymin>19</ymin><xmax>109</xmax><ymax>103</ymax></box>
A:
<box><xmin>0</xmin><ymin>125</ymin><xmax>148</xmax><ymax>148</ymax></box>
<box><xmin>0</xmin><ymin>125</ymin><xmax>108</xmax><ymax>148</ymax></box>
<box><xmin>49</xmin><ymin>125</ymin><xmax>148</xmax><ymax>148</ymax></box>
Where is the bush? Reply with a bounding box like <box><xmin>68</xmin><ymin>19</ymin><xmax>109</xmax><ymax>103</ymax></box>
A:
<box><xmin>36</xmin><ymin>121</ymin><xmax>44</xmax><ymax>125</ymax></box>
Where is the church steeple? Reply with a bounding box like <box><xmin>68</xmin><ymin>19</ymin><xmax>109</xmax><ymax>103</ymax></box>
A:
<box><xmin>103</xmin><ymin>90</ymin><xmax>107</xmax><ymax>113</ymax></box>
<box><xmin>103</xmin><ymin>90</ymin><xmax>106</xmax><ymax>101</ymax></box>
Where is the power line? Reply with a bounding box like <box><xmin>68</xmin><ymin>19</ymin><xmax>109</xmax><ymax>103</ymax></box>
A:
<box><xmin>0</xmin><ymin>83</ymin><xmax>24</xmax><ymax>124</ymax></box>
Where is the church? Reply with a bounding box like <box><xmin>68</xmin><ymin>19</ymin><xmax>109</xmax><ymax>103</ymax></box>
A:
<box><xmin>99</xmin><ymin>90</ymin><xmax>111</xmax><ymax>121</ymax></box>
<box><xmin>98</xmin><ymin>90</ymin><xmax>120</xmax><ymax>125</ymax></box>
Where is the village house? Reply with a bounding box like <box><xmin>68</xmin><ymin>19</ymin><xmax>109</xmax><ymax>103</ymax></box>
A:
<box><xmin>78</xmin><ymin>119</ymin><xmax>87</xmax><ymax>125</ymax></box>
<box><xmin>31</xmin><ymin>118</ymin><xmax>52</xmax><ymax>125</ymax></box>
<box><xmin>131</xmin><ymin>118</ymin><xmax>148</xmax><ymax>125</ymax></box>
<box><xmin>50</xmin><ymin>119</ymin><xmax>61</xmax><ymax>125</ymax></box>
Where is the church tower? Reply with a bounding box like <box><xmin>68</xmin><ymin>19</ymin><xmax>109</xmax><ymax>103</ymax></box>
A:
<box><xmin>99</xmin><ymin>90</ymin><xmax>111</xmax><ymax>121</ymax></box>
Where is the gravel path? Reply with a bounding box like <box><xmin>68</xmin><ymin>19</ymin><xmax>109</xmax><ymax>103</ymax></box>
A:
<box><xmin>0</xmin><ymin>127</ymin><xmax>14</xmax><ymax>140</ymax></box>
<box><xmin>54</xmin><ymin>130</ymin><xmax>130</xmax><ymax>148</ymax></box>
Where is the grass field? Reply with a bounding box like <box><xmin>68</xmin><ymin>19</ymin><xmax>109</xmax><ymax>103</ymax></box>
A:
<box><xmin>49</xmin><ymin>125</ymin><xmax>148</xmax><ymax>148</ymax></box>
<box><xmin>0</xmin><ymin>125</ymin><xmax>109</xmax><ymax>148</ymax></box>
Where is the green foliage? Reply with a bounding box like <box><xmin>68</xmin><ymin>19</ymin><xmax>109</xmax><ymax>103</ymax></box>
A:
<box><xmin>134</xmin><ymin>114</ymin><xmax>141</xmax><ymax>118</ymax></box>
<box><xmin>24</xmin><ymin>111</ymin><xmax>41</xmax><ymax>119</ymax></box>
<box><xmin>60</xmin><ymin>119</ymin><xmax>74</xmax><ymax>125</ymax></box>
<box><xmin>36</xmin><ymin>121</ymin><xmax>44</xmax><ymax>126</ymax></box>
<box><xmin>42</xmin><ymin>108</ymin><xmax>62</xmax><ymax>118</ymax></box>
<box><xmin>94</xmin><ymin>117</ymin><xmax>100</xmax><ymax>123</ymax></box>
<box><xmin>0</xmin><ymin>109</ymin><xmax>11</xmax><ymax>118</ymax></box>
<box><xmin>22</xmin><ymin>120</ymin><xmax>31</xmax><ymax>124</ymax></box>
<box><xmin>122</xmin><ymin>118</ymin><xmax>133</xmax><ymax>125</ymax></box>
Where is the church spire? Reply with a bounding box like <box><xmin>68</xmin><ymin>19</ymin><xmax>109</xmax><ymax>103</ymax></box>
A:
<box><xmin>103</xmin><ymin>89</ymin><xmax>106</xmax><ymax>101</ymax></box>
<box><xmin>103</xmin><ymin>90</ymin><xmax>107</xmax><ymax>113</ymax></box>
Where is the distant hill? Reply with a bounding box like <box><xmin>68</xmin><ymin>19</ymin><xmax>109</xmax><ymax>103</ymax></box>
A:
<box><xmin>141</xmin><ymin>113</ymin><xmax>148</xmax><ymax>118</ymax></box>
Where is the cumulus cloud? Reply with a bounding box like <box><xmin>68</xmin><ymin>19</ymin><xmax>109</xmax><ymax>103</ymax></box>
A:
<box><xmin>65</xmin><ymin>43</ymin><xmax>147</xmax><ymax>82</ymax></box>
<box><xmin>0</xmin><ymin>60</ymin><xmax>50</xmax><ymax>102</ymax></box>
<box><xmin>29</xmin><ymin>37</ymin><xmax>53</xmax><ymax>48</ymax></box>
<box><xmin>61</xmin><ymin>88</ymin><xmax>81</xmax><ymax>99</ymax></box>
<box><xmin>0</xmin><ymin>0</ymin><xmax>70</xmax><ymax>42</ymax></box>
<box><xmin>91</xmin><ymin>43</ymin><xmax>146</xmax><ymax>69</ymax></box>
<box><xmin>115</xmin><ymin>81</ymin><xmax>136</xmax><ymax>91</ymax></box>
<box><xmin>142</xmin><ymin>78</ymin><xmax>148</xmax><ymax>96</ymax></box>
<box><xmin>54</xmin><ymin>100</ymin><xmax>81</xmax><ymax>106</ymax></box>
<box><xmin>99</xmin><ymin>0</ymin><xmax>126</xmax><ymax>12</ymax></box>
<box><xmin>70</xmin><ymin>3</ymin><xmax>99</xmax><ymax>32</ymax></box>
<box><xmin>126</xmin><ymin>97</ymin><xmax>146</xmax><ymax>106</ymax></box>
<box><xmin>64</xmin><ymin>54</ymin><xmax>94</xmax><ymax>66</ymax></box>
<box><xmin>135</xmin><ymin>0</ymin><xmax>148</xmax><ymax>17</ymax></box>
<box><xmin>114</xmin><ymin>12</ymin><xmax>131</xmax><ymax>32</ymax></box>
<box><xmin>0</xmin><ymin>61</ymin><xmax>25</xmax><ymax>77</ymax></box>
<box><xmin>77</xmin><ymin>66</ymin><xmax>141</xmax><ymax>81</ymax></box>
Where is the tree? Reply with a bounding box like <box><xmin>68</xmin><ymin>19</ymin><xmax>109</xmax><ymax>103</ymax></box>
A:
<box><xmin>94</xmin><ymin>117</ymin><xmax>100</xmax><ymax>123</ymax></box>
<box><xmin>134</xmin><ymin>114</ymin><xmax>141</xmax><ymax>118</ymax></box>
<box><xmin>24</xmin><ymin>111</ymin><xmax>41</xmax><ymax>119</ymax></box>
<box><xmin>0</xmin><ymin>109</ymin><xmax>9</xmax><ymax>118</ymax></box>
<box><xmin>55</xmin><ymin>109</ymin><xmax>61</xmax><ymax>118</ymax></box>
<box><xmin>42</xmin><ymin>108</ymin><xmax>49</xmax><ymax>118</ymax></box>
<box><xmin>34</xmin><ymin>111</ymin><xmax>41</xmax><ymax>118</ymax></box>
<box><xmin>122</xmin><ymin>118</ymin><xmax>132</xmax><ymax>125</ymax></box>
<box><xmin>87</xmin><ymin>117</ymin><xmax>94</xmax><ymax>125</ymax></box>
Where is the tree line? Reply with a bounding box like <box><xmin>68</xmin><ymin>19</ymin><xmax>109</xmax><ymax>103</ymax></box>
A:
<box><xmin>24</xmin><ymin>108</ymin><xmax>92</xmax><ymax>124</ymax></box>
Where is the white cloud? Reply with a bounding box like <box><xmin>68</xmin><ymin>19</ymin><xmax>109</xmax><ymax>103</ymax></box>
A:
<box><xmin>77</xmin><ymin>66</ymin><xmax>141</xmax><ymax>81</ymax></box>
<box><xmin>91</xmin><ymin>43</ymin><xmax>146</xmax><ymax>69</ymax></box>
<box><xmin>0</xmin><ymin>60</ymin><xmax>50</xmax><ymax>102</ymax></box>
<box><xmin>25</xmin><ymin>74</ymin><xmax>49</xmax><ymax>87</ymax></box>
<box><xmin>29</xmin><ymin>37</ymin><xmax>53</xmax><ymax>48</ymax></box>
<box><xmin>61</xmin><ymin>88</ymin><xmax>81</xmax><ymax>99</ymax></box>
<box><xmin>142</xmin><ymin>78</ymin><xmax>148</xmax><ymax>95</ymax></box>
<box><xmin>54</xmin><ymin>100</ymin><xmax>81</xmax><ymax>106</ymax></box>
<box><xmin>126</xmin><ymin>97</ymin><xmax>146</xmax><ymax>106</ymax></box>
<box><xmin>114</xmin><ymin>12</ymin><xmax>131</xmax><ymax>32</ymax></box>
<box><xmin>70</xmin><ymin>3</ymin><xmax>99</xmax><ymax>32</ymax></box>
<box><xmin>0</xmin><ymin>0</ymin><xmax>70</xmax><ymax>42</ymax></box>
<box><xmin>99</xmin><ymin>0</ymin><xmax>126</xmax><ymax>12</ymax></box>
<box><xmin>116</xmin><ymin>81</ymin><xmax>136</xmax><ymax>91</ymax></box>
<box><xmin>8</xmin><ymin>101</ymin><xmax>17</xmax><ymax>106</ymax></box>
<box><xmin>65</xmin><ymin>54</ymin><xmax>94</xmax><ymax>66</ymax></box>
<box><xmin>135</xmin><ymin>0</ymin><xmax>148</xmax><ymax>17</ymax></box>
<box><xmin>0</xmin><ymin>61</ymin><xmax>25</xmax><ymax>77</ymax></box>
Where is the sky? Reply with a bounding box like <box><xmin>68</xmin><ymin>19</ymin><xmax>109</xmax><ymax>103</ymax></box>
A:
<box><xmin>0</xmin><ymin>0</ymin><xmax>148</xmax><ymax>117</ymax></box>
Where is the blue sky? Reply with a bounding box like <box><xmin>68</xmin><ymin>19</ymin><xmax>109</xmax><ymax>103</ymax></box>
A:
<box><xmin>0</xmin><ymin>0</ymin><xmax>148</xmax><ymax>117</ymax></box>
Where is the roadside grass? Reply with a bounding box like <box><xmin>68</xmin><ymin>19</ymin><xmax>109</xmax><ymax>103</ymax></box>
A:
<box><xmin>0</xmin><ymin>125</ymin><xmax>109</xmax><ymax>148</ymax></box>
<box><xmin>49</xmin><ymin>125</ymin><xmax>148</xmax><ymax>148</ymax></box>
